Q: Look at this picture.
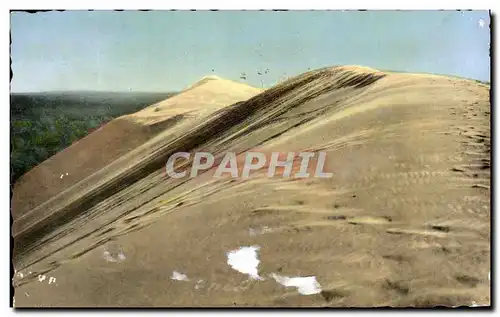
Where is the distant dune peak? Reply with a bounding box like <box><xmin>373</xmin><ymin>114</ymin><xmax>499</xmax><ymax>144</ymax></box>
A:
<box><xmin>184</xmin><ymin>75</ymin><xmax>264</xmax><ymax>93</ymax></box>
<box><xmin>196</xmin><ymin>75</ymin><xmax>224</xmax><ymax>83</ymax></box>
<box><xmin>186</xmin><ymin>75</ymin><xmax>226</xmax><ymax>90</ymax></box>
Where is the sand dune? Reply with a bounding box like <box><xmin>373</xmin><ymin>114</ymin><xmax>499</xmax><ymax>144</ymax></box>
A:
<box><xmin>12</xmin><ymin>77</ymin><xmax>262</xmax><ymax>244</ymax></box>
<box><xmin>12</xmin><ymin>66</ymin><xmax>490</xmax><ymax>307</ymax></box>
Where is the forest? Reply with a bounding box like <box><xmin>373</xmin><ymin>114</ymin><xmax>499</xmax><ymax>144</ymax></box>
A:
<box><xmin>10</xmin><ymin>91</ymin><xmax>176</xmax><ymax>185</ymax></box>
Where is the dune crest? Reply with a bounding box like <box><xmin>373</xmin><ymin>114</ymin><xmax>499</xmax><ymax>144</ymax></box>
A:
<box><xmin>186</xmin><ymin>75</ymin><xmax>224</xmax><ymax>89</ymax></box>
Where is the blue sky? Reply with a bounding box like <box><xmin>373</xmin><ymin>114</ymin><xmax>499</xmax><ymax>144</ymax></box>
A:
<box><xmin>10</xmin><ymin>10</ymin><xmax>490</xmax><ymax>92</ymax></box>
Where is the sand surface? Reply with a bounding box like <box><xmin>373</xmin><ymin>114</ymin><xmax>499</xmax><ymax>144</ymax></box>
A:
<box><xmin>12</xmin><ymin>66</ymin><xmax>490</xmax><ymax>307</ymax></box>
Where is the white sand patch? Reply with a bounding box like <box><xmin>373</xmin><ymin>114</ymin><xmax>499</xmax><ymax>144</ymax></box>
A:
<box><xmin>249</xmin><ymin>226</ymin><xmax>273</xmax><ymax>236</ymax></box>
<box><xmin>226</xmin><ymin>246</ymin><xmax>262</xmax><ymax>280</ymax></box>
<box><xmin>171</xmin><ymin>271</ymin><xmax>189</xmax><ymax>281</ymax></box>
<box><xmin>103</xmin><ymin>249</ymin><xmax>126</xmax><ymax>263</ymax></box>
<box><xmin>270</xmin><ymin>273</ymin><xmax>322</xmax><ymax>295</ymax></box>
<box><xmin>36</xmin><ymin>274</ymin><xmax>57</xmax><ymax>285</ymax></box>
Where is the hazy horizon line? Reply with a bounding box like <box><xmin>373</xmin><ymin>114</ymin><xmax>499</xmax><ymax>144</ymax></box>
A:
<box><xmin>9</xmin><ymin>66</ymin><xmax>490</xmax><ymax>95</ymax></box>
<box><xmin>10</xmin><ymin>89</ymin><xmax>179</xmax><ymax>95</ymax></box>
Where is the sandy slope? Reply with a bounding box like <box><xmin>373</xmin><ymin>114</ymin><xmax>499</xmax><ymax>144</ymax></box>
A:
<box><xmin>12</xmin><ymin>66</ymin><xmax>490</xmax><ymax>307</ymax></box>
<box><xmin>12</xmin><ymin>78</ymin><xmax>262</xmax><ymax>245</ymax></box>
<box><xmin>131</xmin><ymin>75</ymin><xmax>263</xmax><ymax>125</ymax></box>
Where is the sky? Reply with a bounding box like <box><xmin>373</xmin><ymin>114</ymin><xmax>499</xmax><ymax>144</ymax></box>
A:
<box><xmin>10</xmin><ymin>10</ymin><xmax>490</xmax><ymax>93</ymax></box>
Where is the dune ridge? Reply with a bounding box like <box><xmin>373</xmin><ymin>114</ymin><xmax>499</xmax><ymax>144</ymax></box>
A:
<box><xmin>12</xmin><ymin>66</ymin><xmax>388</xmax><ymax>244</ymax></box>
